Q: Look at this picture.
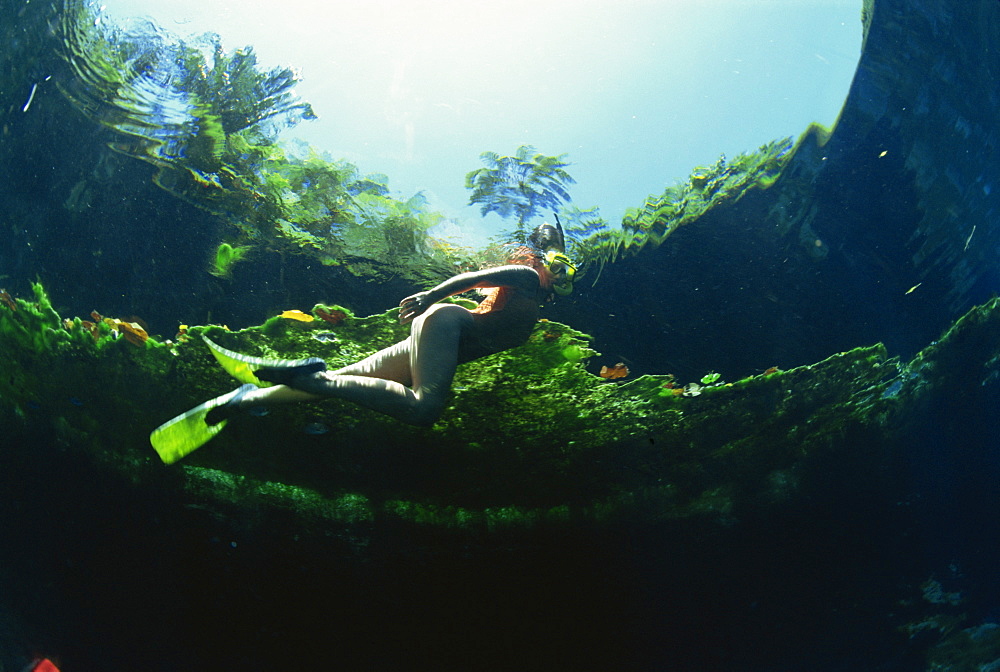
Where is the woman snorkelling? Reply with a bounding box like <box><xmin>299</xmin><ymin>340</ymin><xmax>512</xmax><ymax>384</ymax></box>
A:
<box><xmin>150</xmin><ymin>220</ymin><xmax>576</xmax><ymax>463</ymax></box>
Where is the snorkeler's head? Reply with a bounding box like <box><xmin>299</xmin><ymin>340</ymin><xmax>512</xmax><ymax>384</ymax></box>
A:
<box><xmin>530</xmin><ymin>217</ymin><xmax>576</xmax><ymax>296</ymax></box>
<box><xmin>528</xmin><ymin>220</ymin><xmax>565</xmax><ymax>253</ymax></box>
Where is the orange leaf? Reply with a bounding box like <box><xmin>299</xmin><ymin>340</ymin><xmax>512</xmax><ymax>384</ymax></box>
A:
<box><xmin>599</xmin><ymin>362</ymin><xmax>629</xmax><ymax>380</ymax></box>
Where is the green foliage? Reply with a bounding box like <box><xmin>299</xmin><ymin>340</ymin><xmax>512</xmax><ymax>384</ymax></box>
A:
<box><xmin>253</xmin><ymin>147</ymin><xmax>461</xmax><ymax>283</ymax></box>
<box><xmin>0</xmin><ymin>284</ymin><xmax>115</xmax><ymax>417</ymax></box>
<box><xmin>210</xmin><ymin>242</ymin><xmax>251</xmax><ymax>278</ymax></box>
<box><xmin>465</xmin><ymin>145</ymin><xmax>576</xmax><ymax>237</ymax></box>
<box><xmin>925</xmin><ymin>623</ymin><xmax>1000</xmax><ymax>672</ymax></box>
<box><xmin>53</xmin><ymin>4</ymin><xmax>469</xmax><ymax>287</ymax></box>
<box><xmin>641</xmin><ymin>138</ymin><xmax>791</xmax><ymax>225</ymax></box>
<box><xmin>55</xmin><ymin>2</ymin><xmax>802</xmax><ymax>295</ymax></box>
<box><xmin>570</xmin><ymin>138</ymin><xmax>794</xmax><ymax>277</ymax></box>
<box><xmin>57</xmin><ymin>2</ymin><xmax>805</xmax><ymax>295</ymax></box>
<box><xmin>341</xmin><ymin>192</ymin><xmax>442</xmax><ymax>273</ymax></box>
<box><xmin>860</xmin><ymin>0</ymin><xmax>875</xmax><ymax>44</ymax></box>
<box><xmin>177</xmin><ymin>38</ymin><xmax>316</xmax><ymax>139</ymax></box>
<box><xmin>4</xmin><ymin>280</ymin><xmax>1000</xmax><ymax>532</ymax></box>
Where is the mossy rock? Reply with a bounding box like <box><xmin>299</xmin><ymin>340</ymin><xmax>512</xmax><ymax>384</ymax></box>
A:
<box><xmin>3</xmin><ymin>284</ymin><xmax>1000</xmax><ymax>532</ymax></box>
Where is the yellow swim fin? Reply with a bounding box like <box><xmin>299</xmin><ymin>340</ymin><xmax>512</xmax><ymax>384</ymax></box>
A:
<box><xmin>202</xmin><ymin>336</ymin><xmax>327</xmax><ymax>386</ymax></box>
<box><xmin>202</xmin><ymin>336</ymin><xmax>271</xmax><ymax>386</ymax></box>
<box><xmin>149</xmin><ymin>384</ymin><xmax>253</xmax><ymax>464</ymax></box>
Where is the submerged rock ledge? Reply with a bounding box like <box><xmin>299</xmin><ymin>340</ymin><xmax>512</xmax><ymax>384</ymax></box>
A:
<box><xmin>2</xmin><ymin>284</ymin><xmax>997</xmax><ymax>534</ymax></box>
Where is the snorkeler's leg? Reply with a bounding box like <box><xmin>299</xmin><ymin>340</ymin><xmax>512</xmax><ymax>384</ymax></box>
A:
<box><xmin>407</xmin><ymin>303</ymin><xmax>474</xmax><ymax>421</ymax></box>
<box><xmin>254</xmin><ymin>358</ymin><xmax>327</xmax><ymax>386</ymax></box>
<box><xmin>330</xmin><ymin>339</ymin><xmax>413</xmax><ymax>384</ymax></box>
<box><xmin>204</xmin><ymin>383</ymin><xmax>321</xmax><ymax>425</ymax></box>
<box><xmin>287</xmin><ymin>304</ymin><xmax>472</xmax><ymax>426</ymax></box>
<box><xmin>208</xmin><ymin>339</ymin><xmax>416</xmax><ymax>424</ymax></box>
<box><xmin>254</xmin><ymin>340</ymin><xmax>411</xmax><ymax>387</ymax></box>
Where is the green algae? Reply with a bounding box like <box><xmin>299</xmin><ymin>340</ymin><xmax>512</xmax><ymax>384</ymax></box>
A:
<box><xmin>569</xmin><ymin>137</ymin><xmax>795</xmax><ymax>276</ymax></box>
<box><xmin>5</xmin><ymin>278</ymin><xmax>1000</xmax><ymax>672</ymax></box>
<box><xmin>5</xmin><ymin>282</ymin><xmax>998</xmax><ymax>532</ymax></box>
<box><xmin>925</xmin><ymin>623</ymin><xmax>1000</xmax><ymax>672</ymax></box>
<box><xmin>209</xmin><ymin>242</ymin><xmax>251</xmax><ymax>278</ymax></box>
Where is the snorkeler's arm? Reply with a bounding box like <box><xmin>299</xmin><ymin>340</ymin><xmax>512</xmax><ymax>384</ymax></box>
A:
<box><xmin>398</xmin><ymin>265</ymin><xmax>540</xmax><ymax>322</ymax></box>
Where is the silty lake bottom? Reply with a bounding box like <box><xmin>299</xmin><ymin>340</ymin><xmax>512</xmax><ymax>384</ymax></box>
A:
<box><xmin>2</xmin><ymin>0</ymin><xmax>1000</xmax><ymax>670</ymax></box>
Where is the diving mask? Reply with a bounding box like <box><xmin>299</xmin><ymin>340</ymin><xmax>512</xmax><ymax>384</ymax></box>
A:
<box><xmin>545</xmin><ymin>250</ymin><xmax>577</xmax><ymax>296</ymax></box>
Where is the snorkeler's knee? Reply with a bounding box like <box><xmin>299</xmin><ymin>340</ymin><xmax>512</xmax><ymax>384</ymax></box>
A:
<box><xmin>415</xmin><ymin>302</ymin><xmax>473</xmax><ymax>328</ymax></box>
<box><xmin>406</xmin><ymin>394</ymin><xmax>446</xmax><ymax>427</ymax></box>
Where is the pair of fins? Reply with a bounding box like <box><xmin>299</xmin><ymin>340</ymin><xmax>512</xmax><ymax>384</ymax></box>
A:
<box><xmin>149</xmin><ymin>337</ymin><xmax>317</xmax><ymax>465</ymax></box>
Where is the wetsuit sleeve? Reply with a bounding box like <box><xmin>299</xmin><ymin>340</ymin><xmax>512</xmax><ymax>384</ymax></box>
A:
<box><xmin>424</xmin><ymin>265</ymin><xmax>540</xmax><ymax>302</ymax></box>
<box><xmin>398</xmin><ymin>265</ymin><xmax>541</xmax><ymax>323</ymax></box>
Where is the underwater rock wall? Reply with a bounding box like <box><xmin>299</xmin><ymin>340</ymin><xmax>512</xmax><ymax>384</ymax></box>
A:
<box><xmin>570</xmin><ymin>0</ymin><xmax>1000</xmax><ymax>380</ymax></box>
<box><xmin>10</xmin><ymin>274</ymin><xmax>995</xmax><ymax>537</ymax></box>
<box><xmin>3</xmin><ymin>280</ymin><xmax>1000</xmax><ymax>668</ymax></box>
<box><xmin>851</xmin><ymin>0</ymin><xmax>1000</xmax><ymax>311</ymax></box>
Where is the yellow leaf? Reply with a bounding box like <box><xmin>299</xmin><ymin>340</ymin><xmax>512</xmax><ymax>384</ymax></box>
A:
<box><xmin>279</xmin><ymin>309</ymin><xmax>315</xmax><ymax>322</ymax></box>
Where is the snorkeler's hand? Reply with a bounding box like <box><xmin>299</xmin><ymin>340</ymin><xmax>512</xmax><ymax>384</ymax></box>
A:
<box><xmin>398</xmin><ymin>291</ymin><xmax>432</xmax><ymax>324</ymax></box>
